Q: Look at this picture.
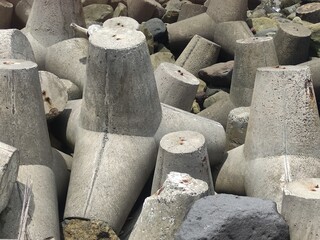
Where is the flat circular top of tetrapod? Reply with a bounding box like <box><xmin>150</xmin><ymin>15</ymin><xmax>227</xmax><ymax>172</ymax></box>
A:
<box><xmin>296</xmin><ymin>3</ymin><xmax>320</xmax><ymax>14</ymax></box>
<box><xmin>236</xmin><ymin>36</ymin><xmax>273</xmax><ymax>44</ymax></box>
<box><xmin>257</xmin><ymin>65</ymin><xmax>310</xmax><ymax>73</ymax></box>
<box><xmin>160</xmin><ymin>130</ymin><xmax>206</xmax><ymax>154</ymax></box>
<box><xmin>89</xmin><ymin>28</ymin><xmax>145</xmax><ymax>50</ymax></box>
<box><xmin>0</xmin><ymin>59</ymin><xmax>37</xmax><ymax>70</ymax></box>
<box><xmin>284</xmin><ymin>178</ymin><xmax>320</xmax><ymax>199</ymax></box>
<box><xmin>278</xmin><ymin>22</ymin><xmax>312</xmax><ymax>37</ymax></box>
<box><xmin>103</xmin><ymin>16</ymin><xmax>139</xmax><ymax>30</ymax></box>
<box><xmin>157</xmin><ymin>62</ymin><xmax>200</xmax><ymax>85</ymax></box>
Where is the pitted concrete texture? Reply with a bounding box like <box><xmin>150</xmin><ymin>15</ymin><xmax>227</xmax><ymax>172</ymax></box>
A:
<box><xmin>129</xmin><ymin>172</ymin><xmax>209</xmax><ymax>240</ymax></box>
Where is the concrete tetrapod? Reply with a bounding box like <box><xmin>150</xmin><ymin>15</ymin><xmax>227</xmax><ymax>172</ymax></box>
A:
<box><xmin>151</xmin><ymin>131</ymin><xmax>214</xmax><ymax>194</ymax></box>
<box><xmin>282</xmin><ymin>178</ymin><xmax>320</xmax><ymax>240</ymax></box>
<box><xmin>0</xmin><ymin>142</ymin><xmax>19</xmax><ymax>214</ymax></box>
<box><xmin>175</xmin><ymin>35</ymin><xmax>220</xmax><ymax>77</ymax></box>
<box><xmin>22</xmin><ymin>0</ymin><xmax>85</xmax><ymax>69</ymax></box>
<box><xmin>129</xmin><ymin>172</ymin><xmax>209</xmax><ymax>240</ymax></box>
<box><xmin>64</xmin><ymin>28</ymin><xmax>162</xmax><ymax>234</ymax></box>
<box><xmin>216</xmin><ymin>66</ymin><xmax>320</xmax><ymax>211</ymax></box>
<box><xmin>0</xmin><ymin>60</ymin><xmax>59</xmax><ymax>239</ymax></box>
<box><xmin>155</xmin><ymin>62</ymin><xmax>199</xmax><ymax>111</ymax></box>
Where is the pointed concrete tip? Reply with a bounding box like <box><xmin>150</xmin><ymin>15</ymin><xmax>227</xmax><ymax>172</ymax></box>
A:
<box><xmin>89</xmin><ymin>28</ymin><xmax>145</xmax><ymax>50</ymax></box>
<box><xmin>0</xmin><ymin>59</ymin><xmax>37</xmax><ymax>70</ymax></box>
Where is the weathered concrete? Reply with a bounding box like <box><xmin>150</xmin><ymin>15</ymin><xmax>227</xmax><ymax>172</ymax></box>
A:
<box><xmin>0</xmin><ymin>29</ymin><xmax>35</xmax><ymax>61</ymax></box>
<box><xmin>103</xmin><ymin>16</ymin><xmax>139</xmax><ymax>30</ymax></box>
<box><xmin>0</xmin><ymin>165</ymin><xmax>60</xmax><ymax>240</ymax></box>
<box><xmin>273</xmin><ymin>22</ymin><xmax>311</xmax><ymax>65</ymax></box>
<box><xmin>225</xmin><ymin>107</ymin><xmax>250</xmax><ymax>151</ymax></box>
<box><xmin>0</xmin><ymin>60</ymin><xmax>52</xmax><ymax>166</ymax></box>
<box><xmin>80</xmin><ymin>28</ymin><xmax>162</xmax><ymax>135</ymax></box>
<box><xmin>22</xmin><ymin>0</ymin><xmax>85</xmax><ymax>69</ymax></box>
<box><xmin>60</xmin><ymin>78</ymin><xmax>82</xmax><ymax>100</ymax></box>
<box><xmin>45</xmin><ymin>38</ymin><xmax>88</xmax><ymax>91</ymax></box>
<box><xmin>0</xmin><ymin>142</ymin><xmax>19</xmax><ymax>214</ymax></box>
<box><xmin>155</xmin><ymin>62</ymin><xmax>199</xmax><ymax>111</ymax></box>
<box><xmin>216</xmin><ymin>66</ymin><xmax>320</xmax><ymax>210</ymax></box>
<box><xmin>127</xmin><ymin>0</ymin><xmax>165</xmax><ymax>23</ymax></box>
<box><xmin>213</xmin><ymin>21</ymin><xmax>253</xmax><ymax>59</ymax></box>
<box><xmin>39</xmin><ymin>71</ymin><xmax>68</xmax><ymax>120</ymax></box>
<box><xmin>206</xmin><ymin>0</ymin><xmax>247</xmax><ymax>23</ymax></box>
<box><xmin>130</xmin><ymin>172</ymin><xmax>209</xmax><ymax>240</ymax></box>
<box><xmin>0</xmin><ymin>0</ymin><xmax>13</xmax><ymax>29</ymax></box>
<box><xmin>300</xmin><ymin>57</ymin><xmax>320</xmax><ymax>103</ymax></box>
<box><xmin>282</xmin><ymin>178</ymin><xmax>320</xmax><ymax>240</ymax></box>
<box><xmin>14</xmin><ymin>0</ymin><xmax>33</xmax><ymax>26</ymax></box>
<box><xmin>230</xmin><ymin>37</ymin><xmax>279</xmax><ymax>107</ymax></box>
<box><xmin>175</xmin><ymin>35</ymin><xmax>220</xmax><ymax>77</ymax></box>
<box><xmin>152</xmin><ymin>131</ymin><xmax>214</xmax><ymax>194</ymax></box>
<box><xmin>177</xmin><ymin>3</ymin><xmax>207</xmax><ymax>21</ymax></box>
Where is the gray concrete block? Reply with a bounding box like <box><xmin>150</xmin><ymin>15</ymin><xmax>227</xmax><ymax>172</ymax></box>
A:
<box><xmin>0</xmin><ymin>142</ymin><xmax>19</xmax><ymax>214</ymax></box>
<box><xmin>0</xmin><ymin>29</ymin><xmax>35</xmax><ymax>61</ymax></box>
<box><xmin>130</xmin><ymin>172</ymin><xmax>209</xmax><ymax>240</ymax></box>
<box><xmin>23</xmin><ymin>0</ymin><xmax>85</xmax><ymax>69</ymax></box>
<box><xmin>230</xmin><ymin>37</ymin><xmax>279</xmax><ymax>107</ymax></box>
<box><xmin>226</xmin><ymin>107</ymin><xmax>250</xmax><ymax>150</ymax></box>
<box><xmin>151</xmin><ymin>131</ymin><xmax>214</xmax><ymax>194</ymax></box>
<box><xmin>282</xmin><ymin>178</ymin><xmax>320</xmax><ymax>240</ymax></box>
<box><xmin>175</xmin><ymin>35</ymin><xmax>220</xmax><ymax>77</ymax></box>
<box><xmin>177</xmin><ymin>3</ymin><xmax>207</xmax><ymax>22</ymax></box>
<box><xmin>155</xmin><ymin>62</ymin><xmax>199</xmax><ymax>111</ymax></box>
<box><xmin>45</xmin><ymin>38</ymin><xmax>88</xmax><ymax>91</ymax></box>
<box><xmin>206</xmin><ymin>0</ymin><xmax>247</xmax><ymax>23</ymax></box>
<box><xmin>0</xmin><ymin>0</ymin><xmax>13</xmax><ymax>29</ymax></box>
<box><xmin>0</xmin><ymin>59</ymin><xmax>53</xmax><ymax>166</ymax></box>
<box><xmin>175</xmin><ymin>194</ymin><xmax>289</xmax><ymax>240</ymax></box>
<box><xmin>274</xmin><ymin>22</ymin><xmax>311</xmax><ymax>65</ymax></box>
<box><xmin>103</xmin><ymin>16</ymin><xmax>139</xmax><ymax>30</ymax></box>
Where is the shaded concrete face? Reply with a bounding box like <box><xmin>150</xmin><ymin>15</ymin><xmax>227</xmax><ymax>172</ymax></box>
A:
<box><xmin>81</xmin><ymin>28</ymin><xmax>162</xmax><ymax>136</ymax></box>
<box><xmin>0</xmin><ymin>59</ymin><xmax>52</xmax><ymax>166</ymax></box>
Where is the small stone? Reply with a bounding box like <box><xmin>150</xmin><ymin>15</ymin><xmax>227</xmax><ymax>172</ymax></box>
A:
<box><xmin>150</xmin><ymin>51</ymin><xmax>175</xmax><ymax>69</ymax></box>
<box><xmin>113</xmin><ymin>2</ymin><xmax>127</xmax><ymax>17</ymax></box>
<box><xmin>84</xmin><ymin>4</ymin><xmax>114</xmax><ymax>27</ymax></box>
<box><xmin>141</xmin><ymin>18</ymin><xmax>167</xmax><ymax>43</ymax></box>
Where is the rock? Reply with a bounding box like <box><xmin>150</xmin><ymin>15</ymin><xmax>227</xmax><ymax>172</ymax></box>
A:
<box><xmin>198</xmin><ymin>61</ymin><xmax>233</xmax><ymax>88</ymax></box>
<box><xmin>191</xmin><ymin>100</ymin><xmax>200</xmax><ymax>113</ymax></box>
<box><xmin>150</xmin><ymin>51</ymin><xmax>175</xmax><ymax>69</ymax></box>
<box><xmin>84</xmin><ymin>4</ymin><xmax>114</xmax><ymax>27</ymax></box>
<box><xmin>141</xmin><ymin>18</ymin><xmax>167</xmax><ymax>43</ymax></box>
<box><xmin>175</xmin><ymin>194</ymin><xmax>290</xmax><ymax>240</ymax></box>
<box><xmin>63</xmin><ymin>219</ymin><xmax>120</xmax><ymax>240</ymax></box>
<box><xmin>280</xmin><ymin>0</ymin><xmax>300</xmax><ymax>8</ymax></box>
<box><xmin>162</xmin><ymin>0</ymin><xmax>192</xmax><ymax>23</ymax></box>
<box><xmin>250</xmin><ymin>16</ymin><xmax>278</xmax><ymax>32</ymax></box>
<box><xmin>138</xmin><ymin>25</ymin><xmax>154</xmax><ymax>54</ymax></box>
<box><xmin>203</xmin><ymin>90</ymin><xmax>223</xmax><ymax>108</ymax></box>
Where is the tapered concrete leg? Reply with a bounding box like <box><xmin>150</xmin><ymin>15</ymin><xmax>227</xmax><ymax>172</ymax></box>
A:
<box><xmin>103</xmin><ymin>16</ymin><xmax>139</xmax><ymax>30</ymax></box>
<box><xmin>175</xmin><ymin>35</ymin><xmax>220</xmax><ymax>77</ymax></box>
<box><xmin>213</xmin><ymin>21</ymin><xmax>253</xmax><ymax>59</ymax></box>
<box><xmin>127</xmin><ymin>0</ymin><xmax>164</xmax><ymax>23</ymax></box>
<box><xmin>0</xmin><ymin>0</ymin><xmax>13</xmax><ymax>29</ymax></box>
<box><xmin>0</xmin><ymin>59</ymin><xmax>52</xmax><ymax>166</ymax></box>
<box><xmin>156</xmin><ymin>104</ymin><xmax>226</xmax><ymax>167</ymax></box>
<box><xmin>273</xmin><ymin>23</ymin><xmax>311</xmax><ymax>65</ymax></box>
<box><xmin>229</xmin><ymin>37</ymin><xmax>279</xmax><ymax>107</ymax></box>
<box><xmin>155</xmin><ymin>62</ymin><xmax>199</xmax><ymax>111</ymax></box>
<box><xmin>0</xmin><ymin>165</ymin><xmax>60</xmax><ymax>240</ymax></box>
<box><xmin>300</xmin><ymin>58</ymin><xmax>320</xmax><ymax>102</ymax></box>
<box><xmin>167</xmin><ymin>13</ymin><xmax>216</xmax><ymax>54</ymax></box>
<box><xmin>151</xmin><ymin>131</ymin><xmax>214</xmax><ymax>194</ymax></box>
<box><xmin>225</xmin><ymin>107</ymin><xmax>250</xmax><ymax>150</ymax></box>
<box><xmin>64</xmin><ymin>131</ymin><xmax>158</xmax><ymax>234</ymax></box>
<box><xmin>0</xmin><ymin>142</ymin><xmax>19</xmax><ymax>214</ymax></box>
<box><xmin>23</xmin><ymin>0</ymin><xmax>85</xmax><ymax>68</ymax></box>
<box><xmin>45</xmin><ymin>38</ymin><xmax>88</xmax><ymax>91</ymax></box>
<box><xmin>81</xmin><ymin>28</ymin><xmax>162</xmax><ymax>135</ymax></box>
<box><xmin>129</xmin><ymin>172</ymin><xmax>209</xmax><ymax>240</ymax></box>
<box><xmin>0</xmin><ymin>29</ymin><xmax>35</xmax><ymax>61</ymax></box>
<box><xmin>282</xmin><ymin>178</ymin><xmax>320</xmax><ymax>240</ymax></box>
<box><xmin>206</xmin><ymin>0</ymin><xmax>247</xmax><ymax>23</ymax></box>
